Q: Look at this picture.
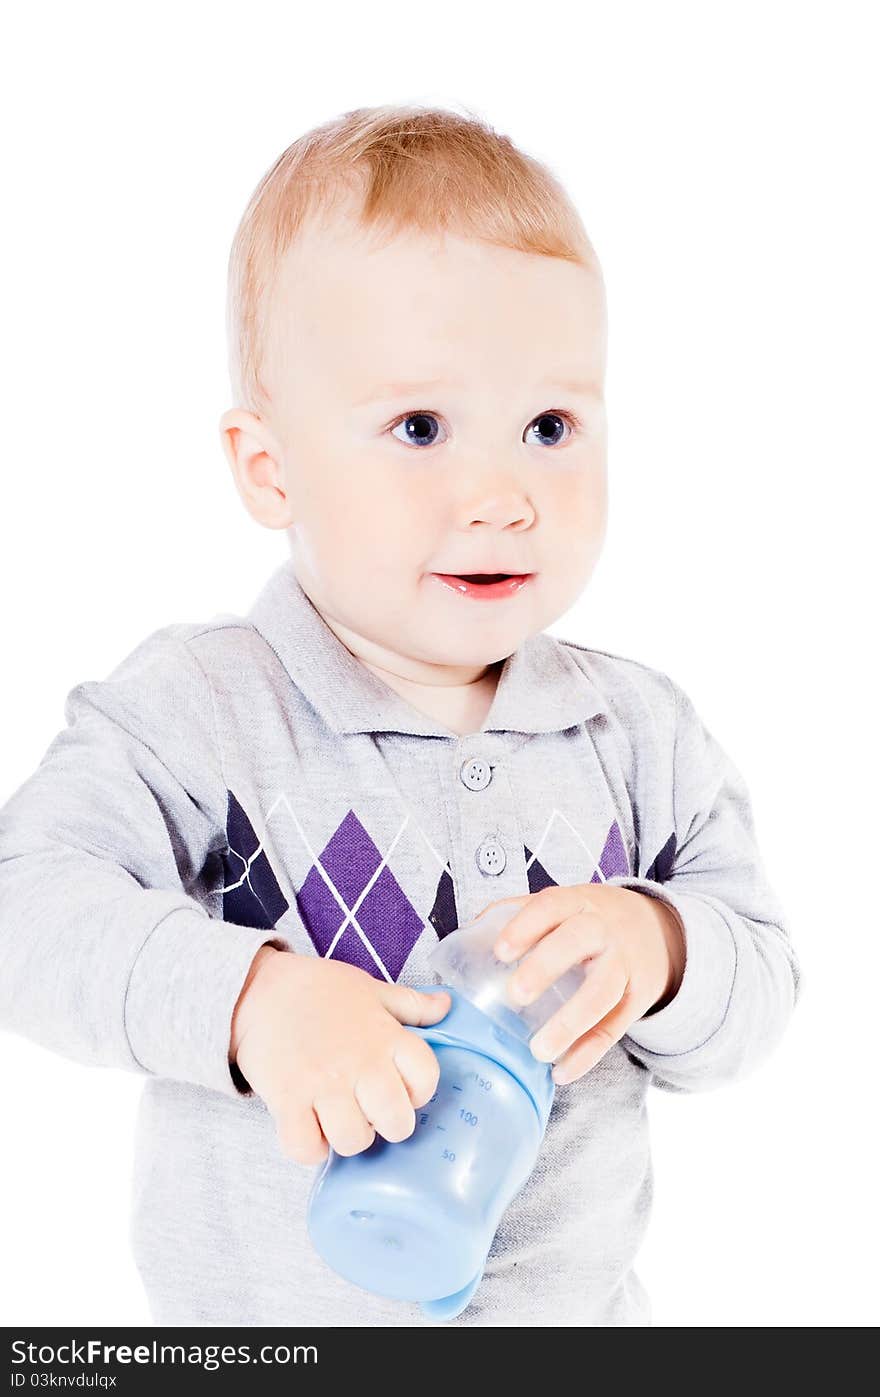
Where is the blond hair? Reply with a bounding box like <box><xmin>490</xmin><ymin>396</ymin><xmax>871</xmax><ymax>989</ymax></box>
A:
<box><xmin>225</xmin><ymin>103</ymin><xmax>598</xmax><ymax>413</ymax></box>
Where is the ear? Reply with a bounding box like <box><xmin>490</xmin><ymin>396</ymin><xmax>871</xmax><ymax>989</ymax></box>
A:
<box><xmin>218</xmin><ymin>407</ymin><xmax>294</xmax><ymax>530</ymax></box>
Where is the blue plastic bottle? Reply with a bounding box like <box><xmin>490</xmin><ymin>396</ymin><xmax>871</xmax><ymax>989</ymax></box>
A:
<box><xmin>306</xmin><ymin>905</ymin><xmax>586</xmax><ymax>1320</ymax></box>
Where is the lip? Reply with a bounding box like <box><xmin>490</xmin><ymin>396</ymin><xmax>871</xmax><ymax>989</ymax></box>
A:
<box><xmin>428</xmin><ymin>572</ymin><xmax>536</xmax><ymax>601</ymax></box>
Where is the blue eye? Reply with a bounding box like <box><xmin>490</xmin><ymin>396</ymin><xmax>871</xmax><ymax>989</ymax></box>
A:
<box><xmin>525</xmin><ymin>412</ymin><xmax>574</xmax><ymax>447</ymax></box>
<box><xmin>390</xmin><ymin>413</ymin><xmax>446</xmax><ymax>448</ymax></box>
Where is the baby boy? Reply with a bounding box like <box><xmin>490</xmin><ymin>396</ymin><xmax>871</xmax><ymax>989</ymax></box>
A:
<box><xmin>0</xmin><ymin>105</ymin><xmax>801</xmax><ymax>1327</ymax></box>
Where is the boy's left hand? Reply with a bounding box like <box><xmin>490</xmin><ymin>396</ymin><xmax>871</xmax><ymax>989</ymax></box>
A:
<box><xmin>480</xmin><ymin>885</ymin><xmax>686</xmax><ymax>1085</ymax></box>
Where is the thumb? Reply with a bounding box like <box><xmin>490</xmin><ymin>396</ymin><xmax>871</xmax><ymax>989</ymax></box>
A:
<box><xmin>379</xmin><ymin>981</ymin><xmax>451</xmax><ymax>1026</ymax></box>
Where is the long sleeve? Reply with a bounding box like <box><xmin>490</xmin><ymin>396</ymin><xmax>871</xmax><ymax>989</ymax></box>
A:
<box><xmin>0</xmin><ymin>626</ymin><xmax>285</xmax><ymax>1098</ymax></box>
<box><xmin>609</xmin><ymin>676</ymin><xmax>802</xmax><ymax>1092</ymax></box>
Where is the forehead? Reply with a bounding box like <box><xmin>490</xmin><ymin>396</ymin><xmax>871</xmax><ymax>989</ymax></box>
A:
<box><xmin>264</xmin><ymin>211</ymin><xmax>607</xmax><ymax>406</ymax></box>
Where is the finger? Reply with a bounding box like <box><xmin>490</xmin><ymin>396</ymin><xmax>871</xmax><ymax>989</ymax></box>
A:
<box><xmin>271</xmin><ymin>1092</ymin><xmax>329</xmax><ymax>1166</ymax></box>
<box><xmin>392</xmin><ymin>1032</ymin><xmax>442</xmax><ymax>1110</ymax></box>
<box><xmin>379</xmin><ymin>981</ymin><xmax>451</xmax><ymax>1026</ymax></box>
<box><xmin>493</xmin><ymin>884</ymin><xmax>590</xmax><ymax>963</ymax></box>
<box><xmin>506</xmin><ymin>910</ymin><xmax>607</xmax><ymax>1008</ymax></box>
<box><xmin>355</xmin><ymin>1065</ymin><xmax>416</xmax><ymax>1144</ymax></box>
<box><xmin>475</xmin><ymin>893</ymin><xmax>530</xmax><ymax>920</ymax></box>
<box><xmin>313</xmin><ymin>1088</ymin><xmax>376</xmax><ymax>1158</ymax></box>
<box><xmin>550</xmin><ymin>992</ymin><xmax>640</xmax><ymax>1084</ymax></box>
<box><xmin>529</xmin><ymin>956</ymin><xmax>629</xmax><ymax>1063</ymax></box>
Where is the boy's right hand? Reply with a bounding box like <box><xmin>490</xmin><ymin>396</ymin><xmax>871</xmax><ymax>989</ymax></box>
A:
<box><xmin>229</xmin><ymin>947</ymin><xmax>451</xmax><ymax>1166</ymax></box>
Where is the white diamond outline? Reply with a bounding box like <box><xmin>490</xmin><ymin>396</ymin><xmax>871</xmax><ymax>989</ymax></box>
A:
<box><xmin>526</xmin><ymin>807</ymin><xmax>608</xmax><ymax>881</ymax></box>
<box><xmin>223</xmin><ymin>792</ymin><xmax>454</xmax><ymax>983</ymax></box>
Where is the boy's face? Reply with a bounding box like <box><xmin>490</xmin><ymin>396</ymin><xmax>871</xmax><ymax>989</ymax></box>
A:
<box><xmin>222</xmin><ymin>204</ymin><xmax>608</xmax><ymax>675</ymax></box>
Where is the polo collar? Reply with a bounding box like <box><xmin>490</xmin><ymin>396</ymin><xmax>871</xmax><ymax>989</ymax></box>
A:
<box><xmin>247</xmin><ymin>558</ymin><xmax>606</xmax><ymax>738</ymax></box>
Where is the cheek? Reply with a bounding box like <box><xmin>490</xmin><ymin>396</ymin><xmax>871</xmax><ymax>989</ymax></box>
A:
<box><xmin>304</xmin><ymin>465</ymin><xmax>426</xmax><ymax>571</ymax></box>
<box><xmin>547</xmin><ymin>462</ymin><xmax>608</xmax><ymax>530</ymax></box>
<box><xmin>584</xmin><ymin>469</ymin><xmax>609</xmax><ymax>535</ymax></box>
<box><xmin>538</xmin><ymin>471</ymin><xmax>608</xmax><ymax>594</ymax></box>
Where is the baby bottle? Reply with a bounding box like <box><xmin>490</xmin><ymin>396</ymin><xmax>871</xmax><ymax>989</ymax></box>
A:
<box><xmin>305</xmin><ymin>902</ymin><xmax>586</xmax><ymax>1321</ymax></box>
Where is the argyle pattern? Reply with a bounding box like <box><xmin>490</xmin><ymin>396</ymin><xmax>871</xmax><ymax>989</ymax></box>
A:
<box><xmin>221</xmin><ymin>790</ymin><xmax>656</xmax><ymax>983</ymax></box>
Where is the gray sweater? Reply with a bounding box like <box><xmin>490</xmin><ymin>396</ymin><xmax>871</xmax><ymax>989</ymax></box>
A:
<box><xmin>0</xmin><ymin>558</ymin><xmax>801</xmax><ymax>1326</ymax></box>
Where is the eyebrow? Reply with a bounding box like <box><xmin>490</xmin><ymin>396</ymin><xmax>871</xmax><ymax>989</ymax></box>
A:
<box><xmin>355</xmin><ymin>376</ymin><xmax>601</xmax><ymax>405</ymax></box>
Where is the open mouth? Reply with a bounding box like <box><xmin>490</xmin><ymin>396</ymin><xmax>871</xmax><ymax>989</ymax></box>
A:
<box><xmin>455</xmin><ymin>573</ymin><xmax>515</xmax><ymax>583</ymax></box>
<box><xmin>429</xmin><ymin>571</ymin><xmax>535</xmax><ymax>600</ymax></box>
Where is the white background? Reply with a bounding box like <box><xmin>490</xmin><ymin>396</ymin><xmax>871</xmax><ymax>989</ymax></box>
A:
<box><xmin>1</xmin><ymin>0</ymin><xmax>877</xmax><ymax>1328</ymax></box>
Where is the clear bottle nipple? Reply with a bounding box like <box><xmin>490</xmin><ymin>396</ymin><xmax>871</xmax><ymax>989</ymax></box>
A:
<box><xmin>427</xmin><ymin>901</ymin><xmax>587</xmax><ymax>1046</ymax></box>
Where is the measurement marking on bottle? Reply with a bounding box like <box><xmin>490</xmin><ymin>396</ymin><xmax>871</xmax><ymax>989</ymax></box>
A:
<box><xmin>435</xmin><ymin>1125</ymin><xmax>446</xmax><ymax>1131</ymax></box>
<box><xmin>452</xmin><ymin>1084</ymin><xmax>463</xmax><ymax>1091</ymax></box>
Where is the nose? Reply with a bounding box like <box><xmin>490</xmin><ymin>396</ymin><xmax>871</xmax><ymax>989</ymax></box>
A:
<box><xmin>457</xmin><ymin>490</ymin><xmax>535</xmax><ymax>531</ymax></box>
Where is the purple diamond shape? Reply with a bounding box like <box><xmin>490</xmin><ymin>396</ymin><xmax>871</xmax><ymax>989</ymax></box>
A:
<box><xmin>297</xmin><ymin>810</ymin><xmax>423</xmax><ymax>981</ymax></box>
<box><xmin>590</xmin><ymin>819</ymin><xmax>629</xmax><ymax>881</ymax></box>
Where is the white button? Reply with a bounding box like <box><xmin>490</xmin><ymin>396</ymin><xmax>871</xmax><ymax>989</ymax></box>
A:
<box><xmin>476</xmin><ymin>839</ymin><xmax>507</xmax><ymax>876</ymax></box>
<box><xmin>460</xmin><ymin>757</ymin><xmax>492</xmax><ymax>791</ymax></box>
